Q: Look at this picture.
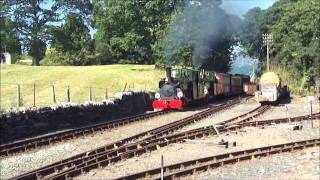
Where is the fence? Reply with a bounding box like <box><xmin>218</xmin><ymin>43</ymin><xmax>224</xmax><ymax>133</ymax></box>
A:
<box><xmin>0</xmin><ymin>82</ymin><xmax>149</xmax><ymax>110</ymax></box>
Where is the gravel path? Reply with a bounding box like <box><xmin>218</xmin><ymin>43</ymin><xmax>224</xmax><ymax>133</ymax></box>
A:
<box><xmin>0</xmin><ymin>110</ymin><xmax>203</xmax><ymax>179</ymax></box>
<box><xmin>77</xmin><ymin>120</ymin><xmax>320</xmax><ymax>179</ymax></box>
<box><xmin>190</xmin><ymin>146</ymin><xmax>320</xmax><ymax>180</ymax></box>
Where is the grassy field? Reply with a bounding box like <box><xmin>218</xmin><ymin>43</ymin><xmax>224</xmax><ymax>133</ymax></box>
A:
<box><xmin>0</xmin><ymin>64</ymin><xmax>164</xmax><ymax>110</ymax></box>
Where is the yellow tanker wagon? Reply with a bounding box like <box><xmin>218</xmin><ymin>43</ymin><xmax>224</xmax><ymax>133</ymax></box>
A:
<box><xmin>255</xmin><ymin>72</ymin><xmax>289</xmax><ymax>103</ymax></box>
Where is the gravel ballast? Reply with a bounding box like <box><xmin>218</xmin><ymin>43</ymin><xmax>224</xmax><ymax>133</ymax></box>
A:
<box><xmin>255</xmin><ymin>95</ymin><xmax>319</xmax><ymax>121</ymax></box>
<box><xmin>177</xmin><ymin>101</ymin><xmax>261</xmax><ymax>132</ymax></box>
<box><xmin>1</xmin><ymin>95</ymin><xmax>317</xmax><ymax>179</ymax></box>
<box><xmin>0</xmin><ymin>110</ymin><xmax>202</xmax><ymax>179</ymax></box>
<box><xmin>189</xmin><ymin>146</ymin><xmax>320</xmax><ymax>180</ymax></box>
<box><xmin>77</xmin><ymin>121</ymin><xmax>319</xmax><ymax>179</ymax></box>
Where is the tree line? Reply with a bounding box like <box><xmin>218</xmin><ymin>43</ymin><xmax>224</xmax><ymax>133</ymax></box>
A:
<box><xmin>1</xmin><ymin>0</ymin><xmax>319</xmax><ymax>86</ymax></box>
<box><xmin>240</xmin><ymin>0</ymin><xmax>319</xmax><ymax>89</ymax></box>
<box><xmin>0</xmin><ymin>0</ymin><xmax>237</xmax><ymax>72</ymax></box>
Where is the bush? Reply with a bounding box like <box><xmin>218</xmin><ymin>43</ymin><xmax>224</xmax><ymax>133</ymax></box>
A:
<box><xmin>14</xmin><ymin>54</ymin><xmax>33</xmax><ymax>65</ymax></box>
<box><xmin>40</xmin><ymin>49</ymin><xmax>99</xmax><ymax>66</ymax></box>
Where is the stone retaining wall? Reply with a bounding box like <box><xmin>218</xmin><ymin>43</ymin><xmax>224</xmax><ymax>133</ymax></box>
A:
<box><xmin>0</xmin><ymin>92</ymin><xmax>153</xmax><ymax>144</ymax></box>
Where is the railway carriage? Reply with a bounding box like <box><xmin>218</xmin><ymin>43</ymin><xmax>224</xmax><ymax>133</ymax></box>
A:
<box><xmin>231</xmin><ymin>75</ymin><xmax>242</xmax><ymax>95</ymax></box>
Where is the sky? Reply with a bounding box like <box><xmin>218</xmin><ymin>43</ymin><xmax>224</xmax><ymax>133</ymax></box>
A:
<box><xmin>221</xmin><ymin>0</ymin><xmax>278</xmax><ymax>17</ymax></box>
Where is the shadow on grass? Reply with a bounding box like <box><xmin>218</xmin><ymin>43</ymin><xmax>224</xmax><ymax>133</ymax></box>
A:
<box><xmin>130</xmin><ymin>68</ymin><xmax>153</xmax><ymax>72</ymax></box>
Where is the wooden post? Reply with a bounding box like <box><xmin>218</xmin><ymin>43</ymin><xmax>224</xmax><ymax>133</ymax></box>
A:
<box><xmin>105</xmin><ymin>88</ymin><xmax>108</xmax><ymax>100</ymax></box>
<box><xmin>123</xmin><ymin>82</ymin><xmax>127</xmax><ymax>92</ymax></box>
<box><xmin>52</xmin><ymin>85</ymin><xmax>56</xmax><ymax>103</ymax></box>
<box><xmin>161</xmin><ymin>155</ymin><xmax>164</xmax><ymax>180</ymax></box>
<box><xmin>142</xmin><ymin>93</ymin><xmax>147</xmax><ymax>106</ymax></box>
<box><xmin>16</xmin><ymin>84</ymin><xmax>21</xmax><ymax>107</ymax></box>
<box><xmin>67</xmin><ymin>86</ymin><xmax>70</xmax><ymax>102</ymax></box>
<box><xmin>310</xmin><ymin>100</ymin><xmax>313</xmax><ymax>128</ymax></box>
<box><xmin>89</xmin><ymin>87</ymin><xmax>93</xmax><ymax>101</ymax></box>
<box><xmin>33</xmin><ymin>83</ymin><xmax>36</xmax><ymax>107</ymax></box>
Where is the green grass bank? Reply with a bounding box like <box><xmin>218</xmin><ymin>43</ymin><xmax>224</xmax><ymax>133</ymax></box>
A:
<box><xmin>0</xmin><ymin>64</ymin><xmax>164</xmax><ymax>109</ymax></box>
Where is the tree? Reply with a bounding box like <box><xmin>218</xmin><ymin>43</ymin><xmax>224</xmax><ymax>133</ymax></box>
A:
<box><xmin>41</xmin><ymin>12</ymin><xmax>96</xmax><ymax>66</ymax></box>
<box><xmin>93</xmin><ymin>0</ymin><xmax>185</xmax><ymax>64</ymax></box>
<box><xmin>240</xmin><ymin>0</ymin><xmax>320</xmax><ymax>89</ymax></box>
<box><xmin>93</xmin><ymin>0</ymin><xmax>150</xmax><ymax>64</ymax></box>
<box><xmin>0</xmin><ymin>1</ymin><xmax>21</xmax><ymax>59</ymax></box>
<box><xmin>50</xmin><ymin>13</ymin><xmax>92</xmax><ymax>52</ymax></box>
<box><xmin>6</xmin><ymin>0</ymin><xmax>92</xmax><ymax>66</ymax></box>
<box><xmin>239</xmin><ymin>7</ymin><xmax>267</xmax><ymax>61</ymax></box>
<box><xmin>271</xmin><ymin>0</ymin><xmax>320</xmax><ymax>86</ymax></box>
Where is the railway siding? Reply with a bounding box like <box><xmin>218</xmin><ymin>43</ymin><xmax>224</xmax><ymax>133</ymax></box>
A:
<box><xmin>189</xmin><ymin>146</ymin><xmax>320</xmax><ymax>180</ymax></box>
<box><xmin>116</xmin><ymin>139</ymin><xmax>320</xmax><ymax>180</ymax></box>
<box><xmin>7</xmin><ymin>98</ymin><xmax>243</xmax><ymax>179</ymax></box>
<box><xmin>0</xmin><ymin>110</ymin><xmax>200</xmax><ymax>179</ymax></box>
<box><xmin>76</xmin><ymin>115</ymin><xmax>319</xmax><ymax>179</ymax></box>
<box><xmin>16</xmin><ymin>111</ymin><xmax>317</xmax><ymax>179</ymax></box>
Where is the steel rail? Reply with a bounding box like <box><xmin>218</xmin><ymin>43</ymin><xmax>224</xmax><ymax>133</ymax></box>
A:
<box><xmin>11</xmin><ymin>98</ymin><xmax>243</xmax><ymax>180</ymax></box>
<box><xmin>1</xmin><ymin>96</ymin><xmax>245</xmax><ymax>157</ymax></box>
<box><xmin>234</xmin><ymin>112</ymin><xmax>320</xmax><ymax>128</ymax></box>
<box><xmin>141</xmin><ymin>105</ymin><xmax>270</xmax><ymax>142</ymax></box>
<box><xmin>147</xmin><ymin>99</ymin><xmax>241</xmax><ymax>136</ymax></box>
<box><xmin>0</xmin><ymin>110</ymin><xmax>172</xmax><ymax>157</ymax></box>
<box><xmin>35</xmin><ymin>107</ymin><xmax>315</xmax><ymax>180</ymax></box>
<box><xmin>43</xmin><ymin>127</ymin><xmax>219</xmax><ymax>180</ymax></box>
<box><xmin>115</xmin><ymin>138</ymin><xmax>320</xmax><ymax>180</ymax></box>
<box><xmin>46</xmin><ymin>113</ymin><xmax>319</xmax><ymax>180</ymax></box>
<box><xmin>216</xmin><ymin>105</ymin><xmax>271</xmax><ymax>126</ymax></box>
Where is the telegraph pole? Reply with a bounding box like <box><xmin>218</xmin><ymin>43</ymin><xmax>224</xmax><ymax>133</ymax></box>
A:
<box><xmin>262</xmin><ymin>33</ymin><xmax>273</xmax><ymax>72</ymax></box>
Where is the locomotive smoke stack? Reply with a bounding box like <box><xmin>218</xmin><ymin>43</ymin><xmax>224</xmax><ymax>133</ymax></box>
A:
<box><xmin>165</xmin><ymin>67</ymin><xmax>172</xmax><ymax>83</ymax></box>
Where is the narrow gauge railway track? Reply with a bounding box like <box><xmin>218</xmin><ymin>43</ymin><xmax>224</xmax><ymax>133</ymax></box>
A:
<box><xmin>217</xmin><ymin>105</ymin><xmax>271</xmax><ymax>126</ymax></box>
<box><xmin>116</xmin><ymin>138</ymin><xmax>320</xmax><ymax>180</ymax></box>
<box><xmin>1</xmin><ymin>96</ymin><xmax>246</xmax><ymax>157</ymax></box>
<box><xmin>30</xmin><ymin>113</ymin><xmax>319</xmax><ymax>180</ymax></box>
<box><xmin>12</xmin><ymin>101</ymin><xmax>270</xmax><ymax>180</ymax></box>
<box><xmin>11</xmin><ymin>98</ymin><xmax>243</xmax><ymax>180</ymax></box>
<box><xmin>0</xmin><ymin>110</ymin><xmax>172</xmax><ymax>157</ymax></box>
<box><xmin>141</xmin><ymin>104</ymin><xmax>271</xmax><ymax>142</ymax></box>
